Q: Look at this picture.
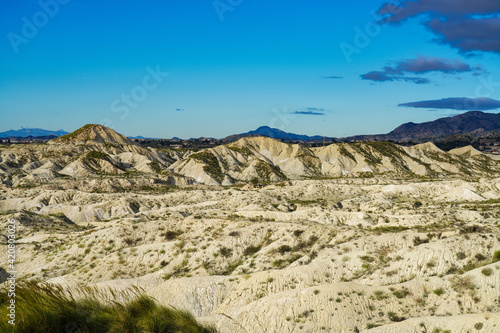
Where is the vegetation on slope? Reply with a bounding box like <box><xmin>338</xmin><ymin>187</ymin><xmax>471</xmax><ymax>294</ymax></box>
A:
<box><xmin>190</xmin><ymin>150</ymin><xmax>224</xmax><ymax>182</ymax></box>
<box><xmin>255</xmin><ymin>160</ymin><xmax>287</xmax><ymax>182</ymax></box>
<box><xmin>0</xmin><ymin>282</ymin><xmax>217</xmax><ymax>333</ymax></box>
<box><xmin>53</xmin><ymin>124</ymin><xmax>98</xmax><ymax>143</ymax></box>
<box><xmin>84</xmin><ymin>150</ymin><xmax>110</xmax><ymax>162</ymax></box>
<box><xmin>226</xmin><ymin>145</ymin><xmax>252</xmax><ymax>156</ymax></box>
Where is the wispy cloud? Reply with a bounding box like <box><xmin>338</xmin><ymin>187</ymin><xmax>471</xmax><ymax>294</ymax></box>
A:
<box><xmin>322</xmin><ymin>76</ymin><xmax>343</xmax><ymax>79</ymax></box>
<box><xmin>399</xmin><ymin>97</ymin><xmax>500</xmax><ymax>111</ymax></box>
<box><xmin>361</xmin><ymin>71</ymin><xmax>430</xmax><ymax>84</ymax></box>
<box><xmin>378</xmin><ymin>0</ymin><xmax>500</xmax><ymax>54</ymax></box>
<box><xmin>176</xmin><ymin>108</ymin><xmax>184</xmax><ymax>112</ymax></box>
<box><xmin>293</xmin><ymin>111</ymin><xmax>325</xmax><ymax>116</ymax></box>
<box><xmin>361</xmin><ymin>55</ymin><xmax>481</xmax><ymax>84</ymax></box>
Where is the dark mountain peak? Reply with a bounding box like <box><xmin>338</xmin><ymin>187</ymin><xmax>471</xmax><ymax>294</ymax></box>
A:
<box><xmin>225</xmin><ymin>126</ymin><xmax>333</xmax><ymax>142</ymax></box>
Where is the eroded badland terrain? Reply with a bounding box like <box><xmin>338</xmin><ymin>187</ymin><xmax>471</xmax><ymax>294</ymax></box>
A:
<box><xmin>1</xmin><ymin>124</ymin><xmax>500</xmax><ymax>332</ymax></box>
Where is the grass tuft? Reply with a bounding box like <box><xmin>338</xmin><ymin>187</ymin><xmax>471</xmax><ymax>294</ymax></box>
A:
<box><xmin>0</xmin><ymin>281</ymin><xmax>217</xmax><ymax>333</ymax></box>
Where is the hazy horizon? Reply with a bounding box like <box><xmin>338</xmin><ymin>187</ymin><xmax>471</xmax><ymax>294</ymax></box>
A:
<box><xmin>1</xmin><ymin>109</ymin><xmax>500</xmax><ymax>140</ymax></box>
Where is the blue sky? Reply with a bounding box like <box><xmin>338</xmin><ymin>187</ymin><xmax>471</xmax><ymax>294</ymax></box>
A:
<box><xmin>1</xmin><ymin>0</ymin><xmax>499</xmax><ymax>138</ymax></box>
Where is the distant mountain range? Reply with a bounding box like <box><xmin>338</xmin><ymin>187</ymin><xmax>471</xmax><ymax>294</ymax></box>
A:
<box><xmin>3</xmin><ymin>111</ymin><xmax>499</xmax><ymax>145</ymax></box>
<box><xmin>224</xmin><ymin>126</ymin><xmax>333</xmax><ymax>142</ymax></box>
<box><xmin>0</xmin><ymin>128</ymin><xmax>68</xmax><ymax>138</ymax></box>
<box><xmin>343</xmin><ymin>111</ymin><xmax>500</xmax><ymax>142</ymax></box>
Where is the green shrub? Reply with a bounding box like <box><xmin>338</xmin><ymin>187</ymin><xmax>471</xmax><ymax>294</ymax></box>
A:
<box><xmin>387</xmin><ymin>311</ymin><xmax>405</xmax><ymax>322</ymax></box>
<box><xmin>244</xmin><ymin>244</ymin><xmax>261</xmax><ymax>256</ymax></box>
<box><xmin>493</xmin><ymin>250</ymin><xmax>500</xmax><ymax>263</ymax></box>
<box><xmin>85</xmin><ymin>151</ymin><xmax>109</xmax><ymax>161</ymax></box>
<box><xmin>219</xmin><ymin>246</ymin><xmax>232</xmax><ymax>258</ymax></box>
<box><xmin>161</xmin><ymin>230</ymin><xmax>183</xmax><ymax>241</ymax></box>
<box><xmin>278</xmin><ymin>245</ymin><xmax>292</xmax><ymax>255</ymax></box>
<box><xmin>451</xmin><ymin>276</ymin><xmax>476</xmax><ymax>292</ymax></box>
<box><xmin>475</xmin><ymin>253</ymin><xmax>487</xmax><ymax>262</ymax></box>
<box><xmin>360</xmin><ymin>256</ymin><xmax>375</xmax><ymax>263</ymax></box>
<box><xmin>392</xmin><ymin>288</ymin><xmax>411</xmax><ymax>299</ymax></box>
<box><xmin>433</xmin><ymin>288</ymin><xmax>445</xmax><ymax>296</ymax></box>
<box><xmin>481</xmin><ymin>268</ymin><xmax>493</xmax><ymax>276</ymax></box>
<box><xmin>373</xmin><ymin>290</ymin><xmax>388</xmax><ymax>300</ymax></box>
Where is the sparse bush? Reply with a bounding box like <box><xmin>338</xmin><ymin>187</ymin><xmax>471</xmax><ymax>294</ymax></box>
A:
<box><xmin>272</xmin><ymin>259</ymin><xmax>286</xmax><ymax>268</ymax></box>
<box><xmin>373</xmin><ymin>290</ymin><xmax>388</xmax><ymax>300</ymax></box>
<box><xmin>433</xmin><ymin>288</ymin><xmax>445</xmax><ymax>296</ymax></box>
<box><xmin>413</xmin><ymin>236</ymin><xmax>429</xmax><ymax>246</ymax></box>
<box><xmin>220</xmin><ymin>259</ymin><xmax>243</xmax><ymax>275</ymax></box>
<box><xmin>307</xmin><ymin>235</ymin><xmax>319</xmax><ymax>246</ymax></box>
<box><xmin>432</xmin><ymin>329</ymin><xmax>451</xmax><ymax>333</ymax></box>
<box><xmin>392</xmin><ymin>288</ymin><xmax>411</xmax><ymax>299</ymax></box>
<box><xmin>84</xmin><ymin>150</ymin><xmax>109</xmax><ymax>161</ymax></box>
<box><xmin>278</xmin><ymin>245</ymin><xmax>292</xmax><ymax>255</ymax></box>
<box><xmin>366</xmin><ymin>323</ymin><xmax>380</xmax><ymax>329</ymax></box>
<box><xmin>481</xmin><ymin>268</ymin><xmax>493</xmax><ymax>276</ymax></box>
<box><xmin>123</xmin><ymin>237</ymin><xmax>139</xmax><ymax>246</ymax></box>
<box><xmin>219</xmin><ymin>246</ymin><xmax>232</xmax><ymax>258</ymax></box>
<box><xmin>244</xmin><ymin>244</ymin><xmax>261</xmax><ymax>256</ymax></box>
<box><xmin>426</xmin><ymin>260</ymin><xmax>437</xmax><ymax>268</ymax></box>
<box><xmin>460</xmin><ymin>225</ymin><xmax>484</xmax><ymax>234</ymax></box>
<box><xmin>475</xmin><ymin>253</ymin><xmax>487</xmax><ymax>262</ymax></box>
<box><xmin>456</xmin><ymin>252</ymin><xmax>467</xmax><ymax>260</ymax></box>
<box><xmin>360</xmin><ymin>255</ymin><xmax>375</xmax><ymax>263</ymax></box>
<box><xmin>493</xmin><ymin>250</ymin><xmax>500</xmax><ymax>263</ymax></box>
<box><xmin>451</xmin><ymin>276</ymin><xmax>476</xmax><ymax>292</ymax></box>
<box><xmin>387</xmin><ymin>311</ymin><xmax>405</xmax><ymax>322</ymax></box>
<box><xmin>162</xmin><ymin>230</ymin><xmax>183</xmax><ymax>241</ymax></box>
